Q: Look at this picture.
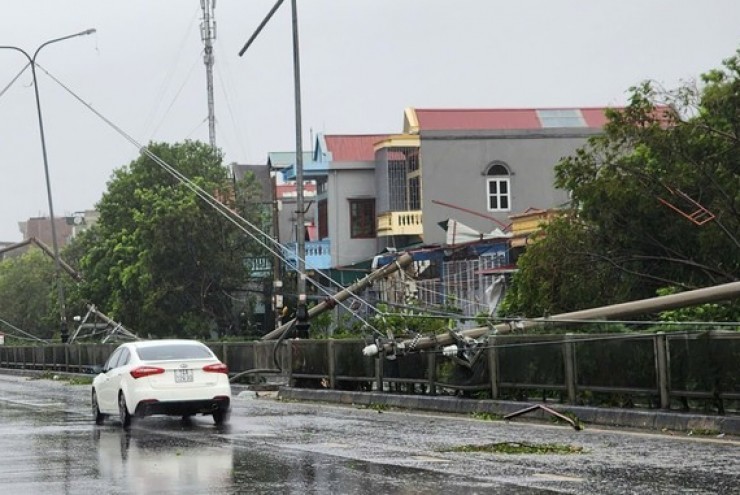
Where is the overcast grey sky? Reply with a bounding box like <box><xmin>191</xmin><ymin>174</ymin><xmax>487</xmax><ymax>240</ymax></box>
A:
<box><xmin>0</xmin><ymin>0</ymin><xmax>738</xmax><ymax>242</ymax></box>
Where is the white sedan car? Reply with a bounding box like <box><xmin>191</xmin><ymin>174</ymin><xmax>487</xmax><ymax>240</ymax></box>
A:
<box><xmin>92</xmin><ymin>339</ymin><xmax>231</xmax><ymax>428</ymax></box>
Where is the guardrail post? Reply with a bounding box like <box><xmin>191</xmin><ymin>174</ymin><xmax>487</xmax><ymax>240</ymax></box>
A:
<box><xmin>487</xmin><ymin>335</ymin><xmax>500</xmax><ymax>399</ymax></box>
<box><xmin>655</xmin><ymin>332</ymin><xmax>670</xmax><ymax>409</ymax></box>
<box><xmin>563</xmin><ymin>333</ymin><xmax>577</xmax><ymax>404</ymax></box>
<box><xmin>328</xmin><ymin>340</ymin><xmax>336</xmax><ymax>389</ymax></box>
<box><xmin>252</xmin><ymin>343</ymin><xmax>259</xmax><ymax>373</ymax></box>
<box><xmin>286</xmin><ymin>340</ymin><xmax>294</xmax><ymax>387</ymax></box>
<box><xmin>427</xmin><ymin>351</ymin><xmax>437</xmax><ymax>396</ymax></box>
<box><xmin>375</xmin><ymin>352</ymin><xmax>384</xmax><ymax>392</ymax></box>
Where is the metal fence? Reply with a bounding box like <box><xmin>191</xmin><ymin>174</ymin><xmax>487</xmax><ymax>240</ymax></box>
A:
<box><xmin>0</xmin><ymin>331</ymin><xmax>737</xmax><ymax>414</ymax></box>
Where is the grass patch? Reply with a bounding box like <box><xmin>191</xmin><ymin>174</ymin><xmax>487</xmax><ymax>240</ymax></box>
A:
<box><xmin>688</xmin><ymin>429</ymin><xmax>720</xmax><ymax>436</ymax></box>
<box><xmin>364</xmin><ymin>403</ymin><xmax>389</xmax><ymax>412</ymax></box>
<box><xmin>65</xmin><ymin>376</ymin><xmax>94</xmax><ymax>385</ymax></box>
<box><xmin>29</xmin><ymin>372</ymin><xmax>93</xmax><ymax>385</ymax></box>
<box><xmin>471</xmin><ymin>411</ymin><xmax>503</xmax><ymax>421</ymax></box>
<box><xmin>439</xmin><ymin>442</ymin><xmax>584</xmax><ymax>455</ymax></box>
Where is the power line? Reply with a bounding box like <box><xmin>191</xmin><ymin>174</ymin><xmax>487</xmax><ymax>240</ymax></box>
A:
<box><xmin>38</xmin><ymin>64</ymin><xmax>387</xmax><ymax>337</ymax></box>
<box><xmin>0</xmin><ymin>315</ymin><xmax>49</xmax><ymax>343</ymax></box>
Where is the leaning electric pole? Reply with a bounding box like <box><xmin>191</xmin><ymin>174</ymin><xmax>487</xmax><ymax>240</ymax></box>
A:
<box><xmin>200</xmin><ymin>0</ymin><xmax>217</xmax><ymax>149</ymax></box>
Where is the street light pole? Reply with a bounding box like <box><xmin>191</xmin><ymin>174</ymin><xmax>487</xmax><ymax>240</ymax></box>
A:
<box><xmin>0</xmin><ymin>29</ymin><xmax>96</xmax><ymax>343</ymax></box>
<box><xmin>239</xmin><ymin>1</ymin><xmax>309</xmax><ymax>337</ymax></box>
<box><xmin>289</xmin><ymin>0</ymin><xmax>310</xmax><ymax>338</ymax></box>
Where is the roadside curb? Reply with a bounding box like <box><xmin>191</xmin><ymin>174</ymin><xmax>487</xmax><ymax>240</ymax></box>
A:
<box><xmin>278</xmin><ymin>387</ymin><xmax>740</xmax><ymax>436</ymax></box>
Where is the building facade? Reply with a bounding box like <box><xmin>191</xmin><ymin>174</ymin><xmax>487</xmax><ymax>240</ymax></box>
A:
<box><xmin>273</xmin><ymin>107</ymin><xmax>613</xmax><ymax>319</ymax></box>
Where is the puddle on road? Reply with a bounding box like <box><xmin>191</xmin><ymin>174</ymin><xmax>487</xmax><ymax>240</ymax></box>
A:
<box><xmin>0</xmin><ymin>414</ymin><xmax>540</xmax><ymax>495</ymax></box>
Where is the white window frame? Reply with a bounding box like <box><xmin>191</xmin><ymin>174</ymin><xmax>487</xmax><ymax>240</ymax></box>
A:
<box><xmin>485</xmin><ymin>162</ymin><xmax>511</xmax><ymax>212</ymax></box>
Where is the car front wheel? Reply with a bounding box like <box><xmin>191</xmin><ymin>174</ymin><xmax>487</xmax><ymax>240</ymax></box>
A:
<box><xmin>118</xmin><ymin>392</ymin><xmax>132</xmax><ymax>429</ymax></box>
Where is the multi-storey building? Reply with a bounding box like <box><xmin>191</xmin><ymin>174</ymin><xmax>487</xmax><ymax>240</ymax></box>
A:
<box><xmin>277</xmin><ymin>107</ymin><xmax>613</xmax><ymax>318</ymax></box>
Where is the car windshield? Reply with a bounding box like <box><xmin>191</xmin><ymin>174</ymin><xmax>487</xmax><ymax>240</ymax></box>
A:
<box><xmin>136</xmin><ymin>344</ymin><xmax>214</xmax><ymax>361</ymax></box>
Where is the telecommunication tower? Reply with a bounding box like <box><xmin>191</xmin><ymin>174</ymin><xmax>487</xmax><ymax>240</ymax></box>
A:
<box><xmin>200</xmin><ymin>0</ymin><xmax>217</xmax><ymax>149</ymax></box>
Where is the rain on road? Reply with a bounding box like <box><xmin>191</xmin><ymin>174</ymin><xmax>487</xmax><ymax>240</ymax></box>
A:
<box><xmin>0</xmin><ymin>372</ymin><xmax>737</xmax><ymax>494</ymax></box>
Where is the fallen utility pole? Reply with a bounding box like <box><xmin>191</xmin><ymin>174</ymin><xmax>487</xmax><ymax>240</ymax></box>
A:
<box><xmin>364</xmin><ymin>280</ymin><xmax>740</xmax><ymax>356</ymax></box>
<box><xmin>262</xmin><ymin>252</ymin><xmax>414</xmax><ymax>340</ymax></box>
<box><xmin>69</xmin><ymin>304</ymin><xmax>138</xmax><ymax>344</ymax></box>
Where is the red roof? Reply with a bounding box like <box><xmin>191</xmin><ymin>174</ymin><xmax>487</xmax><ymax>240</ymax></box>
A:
<box><xmin>325</xmin><ymin>134</ymin><xmax>387</xmax><ymax>161</ymax></box>
<box><xmin>579</xmin><ymin>108</ymin><xmax>611</xmax><ymax>128</ymax></box>
<box><xmin>416</xmin><ymin>109</ymin><xmax>541</xmax><ymax>130</ymax></box>
<box><xmin>414</xmin><ymin>107</ymin><xmax>615</xmax><ymax>131</ymax></box>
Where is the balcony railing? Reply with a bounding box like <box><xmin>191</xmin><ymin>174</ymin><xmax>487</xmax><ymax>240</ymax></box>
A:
<box><xmin>376</xmin><ymin>210</ymin><xmax>423</xmax><ymax>236</ymax></box>
<box><xmin>283</xmin><ymin>240</ymin><xmax>331</xmax><ymax>270</ymax></box>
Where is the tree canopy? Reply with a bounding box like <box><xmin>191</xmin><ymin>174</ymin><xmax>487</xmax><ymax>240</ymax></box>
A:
<box><xmin>73</xmin><ymin>141</ymin><xmax>265</xmax><ymax>338</ymax></box>
<box><xmin>501</xmin><ymin>52</ymin><xmax>740</xmax><ymax>318</ymax></box>
<box><xmin>0</xmin><ymin>250</ymin><xmax>57</xmax><ymax>340</ymax></box>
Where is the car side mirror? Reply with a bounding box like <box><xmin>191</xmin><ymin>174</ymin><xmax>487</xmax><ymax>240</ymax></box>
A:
<box><xmin>91</xmin><ymin>364</ymin><xmax>104</xmax><ymax>374</ymax></box>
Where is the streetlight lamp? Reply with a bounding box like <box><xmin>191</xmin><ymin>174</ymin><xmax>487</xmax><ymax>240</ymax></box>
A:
<box><xmin>0</xmin><ymin>29</ymin><xmax>96</xmax><ymax>343</ymax></box>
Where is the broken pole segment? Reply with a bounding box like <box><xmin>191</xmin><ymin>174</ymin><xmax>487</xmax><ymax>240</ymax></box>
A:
<box><xmin>365</xmin><ymin>281</ymin><xmax>740</xmax><ymax>355</ymax></box>
<box><xmin>262</xmin><ymin>252</ymin><xmax>414</xmax><ymax>340</ymax></box>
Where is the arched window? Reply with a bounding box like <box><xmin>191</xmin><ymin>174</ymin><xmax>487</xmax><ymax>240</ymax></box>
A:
<box><xmin>485</xmin><ymin>162</ymin><xmax>511</xmax><ymax>211</ymax></box>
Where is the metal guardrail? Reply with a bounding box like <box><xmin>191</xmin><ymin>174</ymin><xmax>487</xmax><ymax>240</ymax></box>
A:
<box><xmin>0</xmin><ymin>332</ymin><xmax>737</xmax><ymax>413</ymax></box>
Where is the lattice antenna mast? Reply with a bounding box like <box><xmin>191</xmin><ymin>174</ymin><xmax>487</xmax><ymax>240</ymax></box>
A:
<box><xmin>201</xmin><ymin>0</ymin><xmax>217</xmax><ymax>149</ymax></box>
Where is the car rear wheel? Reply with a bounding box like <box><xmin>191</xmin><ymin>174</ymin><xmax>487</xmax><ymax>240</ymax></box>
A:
<box><xmin>92</xmin><ymin>390</ymin><xmax>106</xmax><ymax>425</ymax></box>
<box><xmin>118</xmin><ymin>392</ymin><xmax>132</xmax><ymax>429</ymax></box>
<box><xmin>213</xmin><ymin>409</ymin><xmax>229</xmax><ymax>426</ymax></box>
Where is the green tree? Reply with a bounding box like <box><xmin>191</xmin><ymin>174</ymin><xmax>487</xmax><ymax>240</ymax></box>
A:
<box><xmin>502</xmin><ymin>52</ymin><xmax>740</xmax><ymax>318</ymax></box>
<box><xmin>0</xmin><ymin>250</ymin><xmax>57</xmax><ymax>340</ymax></box>
<box><xmin>76</xmin><ymin>141</ymin><xmax>263</xmax><ymax>338</ymax></box>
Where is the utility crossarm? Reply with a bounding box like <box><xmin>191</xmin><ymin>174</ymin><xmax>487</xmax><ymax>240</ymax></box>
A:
<box><xmin>0</xmin><ymin>237</ymin><xmax>82</xmax><ymax>281</ymax></box>
<box><xmin>364</xmin><ymin>281</ymin><xmax>740</xmax><ymax>356</ymax></box>
<box><xmin>263</xmin><ymin>252</ymin><xmax>414</xmax><ymax>340</ymax></box>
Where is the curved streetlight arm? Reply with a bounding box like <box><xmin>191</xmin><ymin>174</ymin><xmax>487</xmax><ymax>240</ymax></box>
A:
<box><xmin>0</xmin><ymin>29</ymin><xmax>96</xmax><ymax>63</ymax></box>
<box><xmin>33</xmin><ymin>29</ymin><xmax>96</xmax><ymax>62</ymax></box>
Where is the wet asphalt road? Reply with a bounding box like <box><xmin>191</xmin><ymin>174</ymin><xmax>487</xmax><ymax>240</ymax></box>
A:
<box><xmin>0</xmin><ymin>372</ymin><xmax>738</xmax><ymax>494</ymax></box>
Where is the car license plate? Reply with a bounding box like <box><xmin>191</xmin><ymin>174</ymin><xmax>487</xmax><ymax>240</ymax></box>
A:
<box><xmin>174</xmin><ymin>369</ymin><xmax>193</xmax><ymax>383</ymax></box>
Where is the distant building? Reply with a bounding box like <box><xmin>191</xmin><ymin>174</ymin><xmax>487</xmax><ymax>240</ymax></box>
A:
<box><xmin>17</xmin><ymin>210</ymin><xmax>99</xmax><ymax>250</ymax></box>
<box><xmin>231</xmin><ymin>163</ymin><xmax>272</xmax><ymax>201</ymax></box>
<box><xmin>230</xmin><ymin>162</ymin><xmax>318</xmax><ymax>334</ymax></box>
<box><xmin>398</xmin><ymin>107</ymin><xmax>609</xmax><ymax>247</ymax></box>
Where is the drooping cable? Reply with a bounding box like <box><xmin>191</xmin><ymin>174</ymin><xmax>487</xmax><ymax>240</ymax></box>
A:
<box><xmin>0</xmin><ymin>315</ymin><xmax>49</xmax><ymax>344</ymax></box>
